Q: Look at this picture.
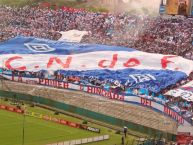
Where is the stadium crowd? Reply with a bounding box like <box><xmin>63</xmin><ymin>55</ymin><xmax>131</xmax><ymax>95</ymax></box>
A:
<box><xmin>0</xmin><ymin>6</ymin><xmax>193</xmax><ymax>60</ymax></box>
<box><xmin>0</xmin><ymin>5</ymin><xmax>193</xmax><ymax>125</ymax></box>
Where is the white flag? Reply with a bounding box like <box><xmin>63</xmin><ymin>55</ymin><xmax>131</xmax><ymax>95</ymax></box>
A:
<box><xmin>58</xmin><ymin>30</ymin><xmax>89</xmax><ymax>43</ymax></box>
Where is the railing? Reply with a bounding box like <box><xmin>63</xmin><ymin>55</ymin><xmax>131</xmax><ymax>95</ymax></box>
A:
<box><xmin>46</xmin><ymin>135</ymin><xmax>109</xmax><ymax>145</ymax></box>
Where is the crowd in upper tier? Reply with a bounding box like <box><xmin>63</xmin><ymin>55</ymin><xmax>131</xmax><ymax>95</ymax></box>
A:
<box><xmin>0</xmin><ymin>6</ymin><xmax>193</xmax><ymax>60</ymax></box>
<box><xmin>0</xmin><ymin>5</ymin><xmax>193</xmax><ymax>124</ymax></box>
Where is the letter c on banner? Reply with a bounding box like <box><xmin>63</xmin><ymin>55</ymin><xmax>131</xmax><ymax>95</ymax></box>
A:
<box><xmin>5</xmin><ymin>56</ymin><xmax>26</xmax><ymax>71</ymax></box>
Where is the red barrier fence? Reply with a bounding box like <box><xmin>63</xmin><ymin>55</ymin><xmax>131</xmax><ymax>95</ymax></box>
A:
<box><xmin>26</xmin><ymin>111</ymin><xmax>100</xmax><ymax>133</ymax></box>
<box><xmin>38</xmin><ymin>113</ymin><xmax>100</xmax><ymax>133</ymax></box>
<box><xmin>0</xmin><ymin>104</ymin><xmax>100</xmax><ymax>133</ymax></box>
<box><xmin>41</xmin><ymin>114</ymin><xmax>81</xmax><ymax>129</ymax></box>
<box><xmin>0</xmin><ymin>104</ymin><xmax>24</xmax><ymax>114</ymax></box>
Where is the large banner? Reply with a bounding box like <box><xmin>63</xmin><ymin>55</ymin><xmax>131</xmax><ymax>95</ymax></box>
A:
<box><xmin>165</xmin><ymin>81</ymin><xmax>193</xmax><ymax>102</ymax></box>
<box><xmin>0</xmin><ymin>36</ymin><xmax>193</xmax><ymax>92</ymax></box>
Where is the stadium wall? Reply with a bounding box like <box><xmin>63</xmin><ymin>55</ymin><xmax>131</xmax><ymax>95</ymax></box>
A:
<box><xmin>0</xmin><ymin>89</ymin><xmax>176</xmax><ymax>141</ymax></box>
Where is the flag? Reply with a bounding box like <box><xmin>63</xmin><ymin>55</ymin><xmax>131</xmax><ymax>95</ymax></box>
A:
<box><xmin>0</xmin><ymin>36</ymin><xmax>193</xmax><ymax>93</ymax></box>
<box><xmin>58</xmin><ymin>30</ymin><xmax>89</xmax><ymax>43</ymax></box>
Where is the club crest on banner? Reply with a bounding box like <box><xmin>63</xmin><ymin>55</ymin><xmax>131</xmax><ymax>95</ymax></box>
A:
<box><xmin>24</xmin><ymin>43</ymin><xmax>55</xmax><ymax>52</ymax></box>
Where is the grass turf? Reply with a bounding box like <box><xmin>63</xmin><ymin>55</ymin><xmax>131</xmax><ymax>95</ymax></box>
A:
<box><xmin>0</xmin><ymin>110</ymin><xmax>98</xmax><ymax>145</ymax></box>
<box><xmin>0</xmin><ymin>100</ymin><xmax>137</xmax><ymax>145</ymax></box>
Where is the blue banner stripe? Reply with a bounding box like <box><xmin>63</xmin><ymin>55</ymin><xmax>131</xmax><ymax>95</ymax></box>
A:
<box><xmin>0</xmin><ymin>36</ymin><xmax>136</xmax><ymax>55</ymax></box>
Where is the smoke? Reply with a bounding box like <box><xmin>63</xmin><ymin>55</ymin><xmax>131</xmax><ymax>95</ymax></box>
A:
<box><xmin>121</xmin><ymin>0</ymin><xmax>161</xmax><ymax>15</ymax></box>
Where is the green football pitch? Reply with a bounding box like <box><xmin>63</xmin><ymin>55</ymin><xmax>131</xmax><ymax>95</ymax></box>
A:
<box><xmin>0</xmin><ymin>110</ymin><xmax>99</xmax><ymax>145</ymax></box>
<box><xmin>0</xmin><ymin>103</ymin><xmax>137</xmax><ymax>145</ymax></box>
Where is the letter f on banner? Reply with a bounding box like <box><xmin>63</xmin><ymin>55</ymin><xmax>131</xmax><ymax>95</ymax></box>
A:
<box><xmin>98</xmin><ymin>54</ymin><xmax>118</xmax><ymax>68</ymax></box>
<box><xmin>161</xmin><ymin>56</ymin><xmax>177</xmax><ymax>69</ymax></box>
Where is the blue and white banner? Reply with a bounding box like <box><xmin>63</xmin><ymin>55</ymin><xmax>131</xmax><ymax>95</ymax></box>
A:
<box><xmin>165</xmin><ymin>81</ymin><xmax>193</xmax><ymax>102</ymax></box>
<box><xmin>0</xmin><ymin>36</ymin><xmax>193</xmax><ymax>93</ymax></box>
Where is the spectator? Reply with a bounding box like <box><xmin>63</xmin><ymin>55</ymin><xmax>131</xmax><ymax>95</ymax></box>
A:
<box><xmin>0</xmin><ymin>6</ymin><xmax>192</xmax><ymax>60</ymax></box>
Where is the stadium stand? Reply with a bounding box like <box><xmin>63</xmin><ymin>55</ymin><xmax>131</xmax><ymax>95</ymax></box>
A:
<box><xmin>0</xmin><ymin>6</ymin><xmax>192</xmax><ymax>60</ymax></box>
<box><xmin>0</xmin><ymin>3</ymin><xmax>193</xmax><ymax>143</ymax></box>
<box><xmin>1</xmin><ymin>68</ymin><xmax>193</xmax><ymax>127</ymax></box>
<box><xmin>0</xmin><ymin>80</ymin><xmax>177</xmax><ymax>134</ymax></box>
